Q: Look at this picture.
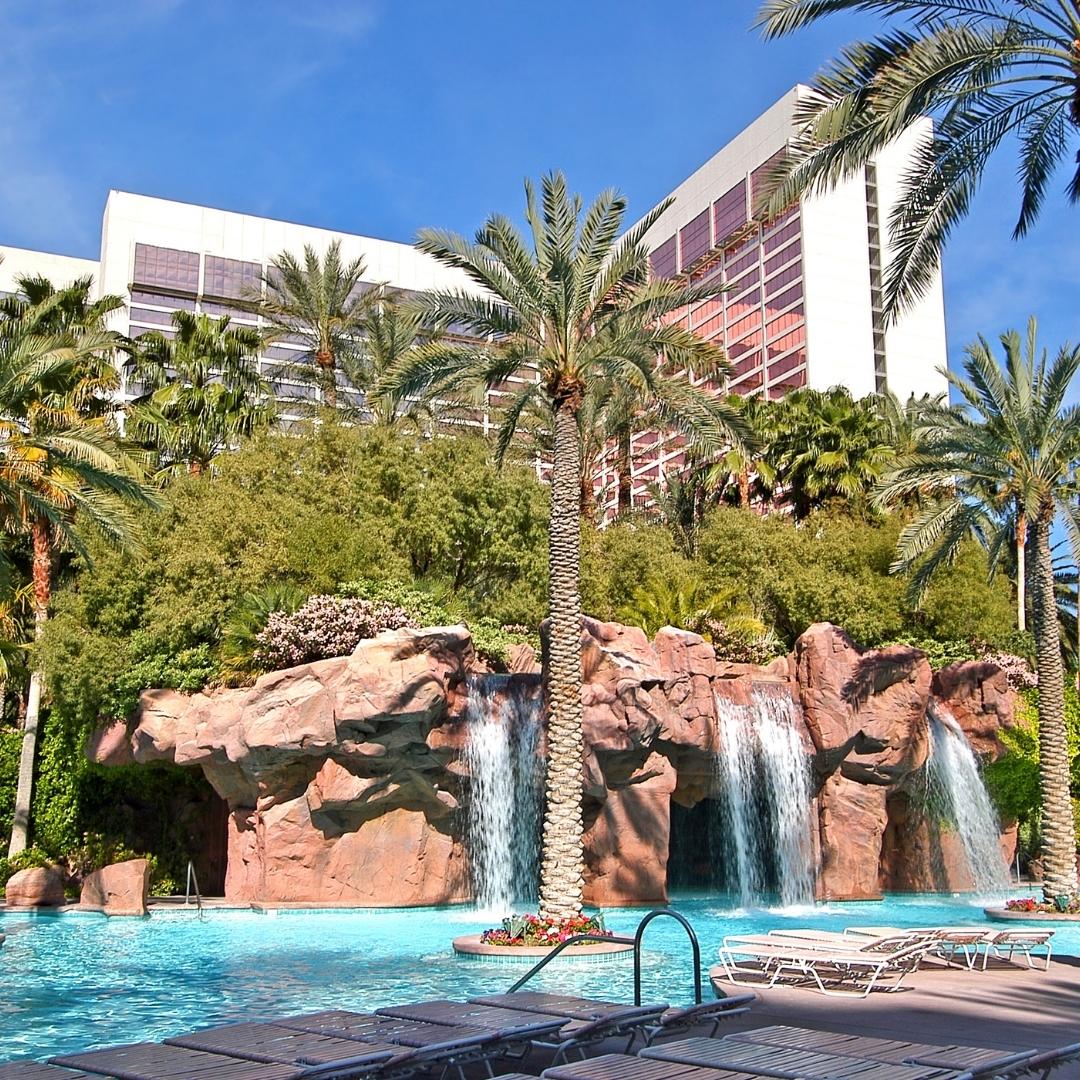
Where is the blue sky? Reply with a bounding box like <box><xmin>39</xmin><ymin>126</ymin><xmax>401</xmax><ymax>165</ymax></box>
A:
<box><xmin>1</xmin><ymin>0</ymin><xmax>1076</xmax><ymax>371</ymax></box>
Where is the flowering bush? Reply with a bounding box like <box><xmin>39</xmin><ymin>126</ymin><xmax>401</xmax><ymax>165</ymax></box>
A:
<box><xmin>979</xmin><ymin>650</ymin><xmax>1037</xmax><ymax>691</ymax></box>
<box><xmin>479</xmin><ymin>912</ymin><xmax>611</xmax><ymax>947</ymax></box>
<box><xmin>1004</xmin><ymin>895</ymin><xmax>1080</xmax><ymax>914</ymax></box>
<box><xmin>1005</xmin><ymin>897</ymin><xmax>1038</xmax><ymax>912</ymax></box>
<box><xmin>254</xmin><ymin>595</ymin><xmax>418</xmax><ymax>669</ymax></box>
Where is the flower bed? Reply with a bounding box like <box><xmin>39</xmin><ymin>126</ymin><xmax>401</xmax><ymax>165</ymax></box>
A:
<box><xmin>479</xmin><ymin>913</ymin><xmax>611</xmax><ymax>947</ymax></box>
<box><xmin>1006</xmin><ymin>895</ymin><xmax>1080</xmax><ymax>915</ymax></box>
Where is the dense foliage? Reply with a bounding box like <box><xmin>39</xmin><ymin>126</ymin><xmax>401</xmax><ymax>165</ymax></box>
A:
<box><xmin>984</xmin><ymin>687</ymin><xmax>1080</xmax><ymax>863</ymax></box>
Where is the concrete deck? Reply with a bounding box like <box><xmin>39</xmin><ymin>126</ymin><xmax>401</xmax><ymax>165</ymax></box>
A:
<box><xmin>714</xmin><ymin>955</ymin><xmax>1080</xmax><ymax>1077</ymax></box>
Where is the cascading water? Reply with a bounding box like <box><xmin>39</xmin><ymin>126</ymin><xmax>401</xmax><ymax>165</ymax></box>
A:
<box><xmin>753</xmin><ymin>688</ymin><xmax>816</xmax><ymax>907</ymax></box>
<box><xmin>713</xmin><ymin>686</ymin><xmax>815</xmax><ymax>907</ymax></box>
<box><xmin>462</xmin><ymin>675</ymin><xmax>543</xmax><ymax>914</ymax></box>
<box><xmin>926</xmin><ymin>701</ymin><xmax>1010</xmax><ymax>895</ymax></box>
<box><xmin>715</xmin><ymin>697</ymin><xmax>763</xmax><ymax>906</ymax></box>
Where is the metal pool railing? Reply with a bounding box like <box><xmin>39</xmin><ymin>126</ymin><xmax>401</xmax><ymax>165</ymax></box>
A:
<box><xmin>504</xmin><ymin>907</ymin><xmax>703</xmax><ymax>1004</ymax></box>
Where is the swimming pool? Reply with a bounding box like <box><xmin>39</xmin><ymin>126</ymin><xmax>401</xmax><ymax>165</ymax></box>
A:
<box><xmin>1</xmin><ymin>894</ymin><xmax>1073</xmax><ymax>1062</ymax></box>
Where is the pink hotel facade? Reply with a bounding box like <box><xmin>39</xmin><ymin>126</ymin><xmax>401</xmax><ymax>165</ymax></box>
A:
<box><xmin>0</xmin><ymin>86</ymin><xmax>947</xmax><ymax>509</ymax></box>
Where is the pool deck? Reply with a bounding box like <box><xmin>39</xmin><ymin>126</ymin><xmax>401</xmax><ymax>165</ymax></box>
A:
<box><xmin>712</xmin><ymin>956</ymin><xmax>1080</xmax><ymax>1077</ymax></box>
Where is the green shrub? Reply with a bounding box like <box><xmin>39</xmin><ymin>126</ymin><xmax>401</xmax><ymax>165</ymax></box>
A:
<box><xmin>0</xmin><ymin>845</ymin><xmax>51</xmax><ymax>890</ymax></box>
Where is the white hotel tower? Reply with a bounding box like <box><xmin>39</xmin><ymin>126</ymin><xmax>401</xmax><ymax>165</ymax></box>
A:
<box><xmin>1</xmin><ymin>86</ymin><xmax>948</xmax><ymax>506</ymax></box>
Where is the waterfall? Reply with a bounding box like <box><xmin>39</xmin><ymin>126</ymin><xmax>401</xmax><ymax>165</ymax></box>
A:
<box><xmin>715</xmin><ymin>697</ymin><xmax>763</xmax><ymax>906</ymax></box>
<box><xmin>713</xmin><ymin>686</ymin><xmax>814</xmax><ymax>907</ymax></box>
<box><xmin>926</xmin><ymin>702</ymin><xmax>1010</xmax><ymax>895</ymax></box>
<box><xmin>753</xmin><ymin>688</ymin><xmax>816</xmax><ymax>906</ymax></box>
<box><xmin>463</xmin><ymin>675</ymin><xmax>543</xmax><ymax>914</ymax></box>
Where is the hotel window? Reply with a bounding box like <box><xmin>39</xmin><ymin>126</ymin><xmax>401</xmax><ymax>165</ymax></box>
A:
<box><xmin>679</xmin><ymin>208</ymin><xmax>711</xmax><ymax>270</ymax></box>
<box><xmin>750</xmin><ymin>151</ymin><xmax>787</xmax><ymax>214</ymax></box>
<box><xmin>713</xmin><ymin>181</ymin><xmax>748</xmax><ymax>245</ymax></box>
<box><xmin>204</xmin><ymin>256</ymin><xmax>262</xmax><ymax>301</ymax></box>
<box><xmin>133</xmin><ymin>244</ymin><xmax>199</xmax><ymax>292</ymax></box>
<box><xmin>650</xmin><ymin>235</ymin><xmax>678</xmax><ymax>280</ymax></box>
<box><xmin>130</xmin><ymin>289</ymin><xmax>196</xmax><ymax>310</ymax></box>
<box><xmin>128</xmin><ymin>306</ymin><xmax>176</xmax><ymax>327</ymax></box>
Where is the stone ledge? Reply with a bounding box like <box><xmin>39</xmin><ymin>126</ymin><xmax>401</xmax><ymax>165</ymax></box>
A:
<box><xmin>984</xmin><ymin>906</ymin><xmax>1080</xmax><ymax>922</ymax></box>
<box><xmin>451</xmin><ymin>934</ymin><xmax>634</xmax><ymax>960</ymax></box>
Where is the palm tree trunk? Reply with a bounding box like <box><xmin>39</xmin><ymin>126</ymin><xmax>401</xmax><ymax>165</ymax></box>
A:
<box><xmin>1016</xmin><ymin>510</ymin><xmax>1027</xmax><ymax>633</ymax></box>
<box><xmin>316</xmin><ymin>350</ymin><xmax>337</xmax><ymax>408</ymax></box>
<box><xmin>1030</xmin><ymin>515</ymin><xmax>1078</xmax><ymax>900</ymax></box>
<box><xmin>737</xmin><ymin>468</ymin><xmax>750</xmax><ymax>509</ymax></box>
<box><xmin>8</xmin><ymin>517</ymin><xmax>51</xmax><ymax>857</ymax></box>
<box><xmin>616</xmin><ymin>426</ymin><xmax>632</xmax><ymax>515</ymax></box>
<box><xmin>539</xmin><ymin>397</ymin><xmax>586</xmax><ymax>920</ymax></box>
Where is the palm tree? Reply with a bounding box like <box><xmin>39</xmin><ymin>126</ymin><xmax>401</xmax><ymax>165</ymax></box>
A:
<box><xmin>338</xmin><ymin>293</ymin><xmax>445</xmax><ymax>429</ymax></box>
<box><xmin>876</xmin><ymin>319</ymin><xmax>1080</xmax><ymax>899</ymax></box>
<box><xmin>0</xmin><ymin>274</ymin><xmax>155</xmax><ymax>856</ymax></box>
<box><xmin>380</xmin><ymin>172</ymin><xmax>747</xmax><ymax>918</ymax></box>
<box><xmin>705</xmin><ymin>393</ymin><xmax>777</xmax><ymax>509</ymax></box>
<box><xmin>755</xmin><ymin>1</ymin><xmax>1080</xmax><ymax>315</ymax></box>
<box><xmin>126</xmin><ymin>311</ymin><xmax>276</xmax><ymax>478</ymax></box>
<box><xmin>258</xmin><ymin>240</ymin><xmax>378</xmax><ymax>407</ymax></box>
<box><xmin>647</xmin><ymin>460</ymin><xmax>715</xmax><ymax>558</ymax></box>
<box><xmin>770</xmin><ymin>386</ymin><xmax>895</xmax><ymax>518</ymax></box>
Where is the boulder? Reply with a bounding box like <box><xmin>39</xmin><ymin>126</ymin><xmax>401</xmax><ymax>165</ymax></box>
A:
<box><xmin>80</xmin><ymin>858</ymin><xmax>150</xmax><ymax>916</ymax></box>
<box><xmin>933</xmin><ymin>661</ymin><xmax>1016</xmax><ymax>758</ymax></box>
<box><xmin>3</xmin><ymin>866</ymin><xmax>66</xmax><ymax>907</ymax></box>
<box><xmin>816</xmin><ymin>775</ymin><xmax>888</xmax><ymax>900</ymax></box>
<box><xmin>795</xmin><ymin>623</ymin><xmax>931</xmax><ymax>783</ymax></box>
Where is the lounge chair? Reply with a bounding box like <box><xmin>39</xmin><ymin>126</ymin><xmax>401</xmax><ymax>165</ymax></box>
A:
<box><xmin>714</xmin><ymin>937</ymin><xmax>932</xmax><ymax>997</ymax></box>
<box><xmin>979</xmin><ymin>930</ymin><xmax>1054</xmax><ymax>971</ymax></box>
<box><xmin>470</xmin><ymin>992</ymin><xmax>755</xmax><ymax>1047</ymax></box>
<box><xmin>164</xmin><ymin>1022</ymin><xmax>409</xmax><ymax>1068</ymax></box>
<box><xmin>542</xmin><ymin>1051</ymin><xmax>758</xmax><ymax>1080</ymax></box>
<box><xmin>725</xmin><ymin>1024</ymin><xmax>1037</xmax><ymax>1071</ymax></box>
<box><xmin>962</xmin><ymin>1041</ymin><xmax>1080</xmax><ymax>1080</ymax></box>
<box><xmin>638</xmin><ymin>996</ymin><xmax>756</xmax><ymax>1045</ymax></box>
<box><xmin>283</xmin><ymin>1010</ymin><xmax>564</xmax><ymax>1078</ymax></box>
<box><xmin>378</xmin><ymin>999</ymin><xmax>670</xmax><ymax>1064</ymax></box>
<box><xmin>846</xmin><ymin>925</ymin><xmax>1055</xmax><ymax>971</ymax></box>
<box><xmin>640</xmin><ymin>1035</ymin><xmax>948</xmax><ymax>1080</ymax></box>
<box><xmin>469</xmin><ymin>993</ymin><xmax>628</xmax><ymax>1021</ymax></box>
<box><xmin>732</xmin><ymin>930</ymin><xmax>927</xmax><ymax>954</ymax></box>
<box><xmin>0</xmin><ymin>1066</ymin><xmax>94</xmax><ymax>1079</ymax></box>
<box><xmin>50</xmin><ymin>1041</ymin><xmax>308</xmax><ymax>1079</ymax></box>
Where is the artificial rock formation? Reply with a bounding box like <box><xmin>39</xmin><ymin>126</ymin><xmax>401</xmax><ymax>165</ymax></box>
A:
<box><xmin>4</xmin><ymin>866</ymin><xmax>66</xmax><ymax>907</ymax></box>
<box><xmin>92</xmin><ymin>619</ymin><xmax>1016</xmax><ymax>907</ymax></box>
<box><xmin>80</xmin><ymin>858</ymin><xmax>150</xmax><ymax>916</ymax></box>
<box><xmin>92</xmin><ymin>626</ymin><xmax>473</xmax><ymax>905</ymax></box>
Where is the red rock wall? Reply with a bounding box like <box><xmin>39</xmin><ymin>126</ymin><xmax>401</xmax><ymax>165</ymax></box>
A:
<box><xmin>91</xmin><ymin>620</ymin><xmax>1016</xmax><ymax>907</ymax></box>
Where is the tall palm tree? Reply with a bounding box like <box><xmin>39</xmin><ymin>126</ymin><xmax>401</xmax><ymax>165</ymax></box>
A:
<box><xmin>0</xmin><ymin>274</ymin><xmax>155</xmax><ymax>856</ymax></box>
<box><xmin>755</xmin><ymin>1</ymin><xmax>1080</xmax><ymax>315</ymax></box>
<box><xmin>258</xmin><ymin>240</ymin><xmax>378</xmax><ymax>407</ymax></box>
<box><xmin>876</xmin><ymin>319</ymin><xmax>1080</xmax><ymax>899</ymax></box>
<box><xmin>338</xmin><ymin>293</ymin><xmax>445</xmax><ymax>429</ymax></box>
<box><xmin>381</xmin><ymin>173</ymin><xmax>747</xmax><ymax>918</ymax></box>
<box><xmin>126</xmin><ymin>311</ymin><xmax>276</xmax><ymax>478</ymax></box>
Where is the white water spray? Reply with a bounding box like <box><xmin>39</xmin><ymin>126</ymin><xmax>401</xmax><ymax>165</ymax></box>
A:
<box><xmin>713</xmin><ymin>686</ymin><xmax>815</xmax><ymax>906</ymax></box>
<box><xmin>463</xmin><ymin>676</ymin><xmax>543</xmax><ymax>914</ymax></box>
<box><xmin>753</xmin><ymin>688</ymin><xmax>816</xmax><ymax>906</ymax></box>
<box><xmin>926</xmin><ymin>701</ymin><xmax>1010</xmax><ymax>896</ymax></box>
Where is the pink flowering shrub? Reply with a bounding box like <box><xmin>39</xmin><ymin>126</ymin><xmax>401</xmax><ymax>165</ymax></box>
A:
<box><xmin>979</xmin><ymin>650</ymin><xmax>1037</xmax><ymax>691</ymax></box>
<box><xmin>254</xmin><ymin>595</ymin><xmax>417</xmax><ymax>669</ymax></box>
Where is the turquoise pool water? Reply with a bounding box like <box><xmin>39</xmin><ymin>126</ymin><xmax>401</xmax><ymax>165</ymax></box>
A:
<box><xmin>1</xmin><ymin>894</ymin><xmax>1074</xmax><ymax>1062</ymax></box>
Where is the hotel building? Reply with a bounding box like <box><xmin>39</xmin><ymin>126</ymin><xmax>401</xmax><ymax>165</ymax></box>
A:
<box><xmin>0</xmin><ymin>86</ymin><xmax>948</xmax><ymax>507</ymax></box>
